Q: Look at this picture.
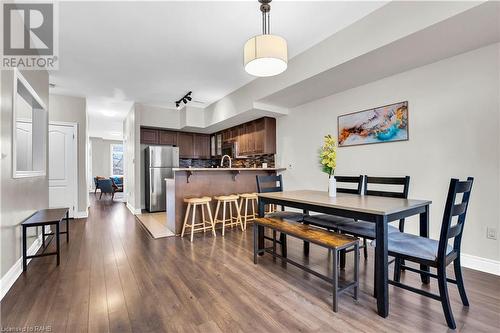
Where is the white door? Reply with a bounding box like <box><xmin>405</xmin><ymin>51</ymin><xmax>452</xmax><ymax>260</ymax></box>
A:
<box><xmin>49</xmin><ymin>123</ymin><xmax>77</xmax><ymax>217</ymax></box>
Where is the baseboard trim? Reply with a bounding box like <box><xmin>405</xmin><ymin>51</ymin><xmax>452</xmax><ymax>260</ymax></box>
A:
<box><xmin>126</xmin><ymin>203</ymin><xmax>141</xmax><ymax>215</ymax></box>
<box><xmin>0</xmin><ymin>234</ymin><xmax>43</xmax><ymax>300</ymax></box>
<box><xmin>74</xmin><ymin>209</ymin><xmax>88</xmax><ymax>218</ymax></box>
<box><xmin>461</xmin><ymin>253</ymin><xmax>500</xmax><ymax>276</ymax></box>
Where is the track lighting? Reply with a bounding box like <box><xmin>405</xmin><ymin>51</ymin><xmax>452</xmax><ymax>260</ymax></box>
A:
<box><xmin>175</xmin><ymin>91</ymin><xmax>193</xmax><ymax>109</ymax></box>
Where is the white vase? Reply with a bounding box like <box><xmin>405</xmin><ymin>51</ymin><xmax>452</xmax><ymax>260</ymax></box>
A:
<box><xmin>328</xmin><ymin>177</ymin><xmax>337</xmax><ymax>197</ymax></box>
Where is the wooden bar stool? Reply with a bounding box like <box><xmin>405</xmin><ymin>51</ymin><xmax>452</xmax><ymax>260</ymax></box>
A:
<box><xmin>265</xmin><ymin>203</ymin><xmax>277</xmax><ymax>214</ymax></box>
<box><xmin>213</xmin><ymin>195</ymin><xmax>244</xmax><ymax>236</ymax></box>
<box><xmin>239</xmin><ymin>193</ymin><xmax>258</xmax><ymax>230</ymax></box>
<box><xmin>181</xmin><ymin>196</ymin><xmax>216</xmax><ymax>242</ymax></box>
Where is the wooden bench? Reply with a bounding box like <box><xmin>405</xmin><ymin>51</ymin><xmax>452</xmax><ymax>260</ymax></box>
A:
<box><xmin>253</xmin><ymin>217</ymin><xmax>359</xmax><ymax>312</ymax></box>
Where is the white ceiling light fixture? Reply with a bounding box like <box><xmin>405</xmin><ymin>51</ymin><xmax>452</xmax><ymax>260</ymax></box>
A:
<box><xmin>244</xmin><ymin>0</ymin><xmax>288</xmax><ymax>77</ymax></box>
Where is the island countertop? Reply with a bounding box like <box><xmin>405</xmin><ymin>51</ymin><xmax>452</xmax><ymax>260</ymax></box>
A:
<box><xmin>165</xmin><ymin>167</ymin><xmax>284</xmax><ymax>234</ymax></box>
<box><xmin>172</xmin><ymin>167</ymin><xmax>286</xmax><ymax>172</ymax></box>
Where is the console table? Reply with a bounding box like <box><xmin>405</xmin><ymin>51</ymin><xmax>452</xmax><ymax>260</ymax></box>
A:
<box><xmin>22</xmin><ymin>208</ymin><xmax>70</xmax><ymax>272</ymax></box>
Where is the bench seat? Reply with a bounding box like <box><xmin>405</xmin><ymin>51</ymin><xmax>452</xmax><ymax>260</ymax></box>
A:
<box><xmin>254</xmin><ymin>217</ymin><xmax>358</xmax><ymax>250</ymax></box>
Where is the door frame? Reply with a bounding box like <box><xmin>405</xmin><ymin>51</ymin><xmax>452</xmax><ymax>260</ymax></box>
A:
<box><xmin>49</xmin><ymin>121</ymin><xmax>78</xmax><ymax>217</ymax></box>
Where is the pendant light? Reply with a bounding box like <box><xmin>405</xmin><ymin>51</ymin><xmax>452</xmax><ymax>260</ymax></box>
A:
<box><xmin>244</xmin><ymin>0</ymin><xmax>288</xmax><ymax>77</ymax></box>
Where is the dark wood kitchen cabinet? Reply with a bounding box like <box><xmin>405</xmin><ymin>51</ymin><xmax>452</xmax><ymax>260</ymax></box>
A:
<box><xmin>140</xmin><ymin>116</ymin><xmax>275</xmax><ymax>158</ymax></box>
<box><xmin>193</xmin><ymin>134</ymin><xmax>210</xmax><ymax>159</ymax></box>
<box><xmin>237</xmin><ymin>117</ymin><xmax>276</xmax><ymax>156</ymax></box>
<box><xmin>140</xmin><ymin>128</ymin><xmax>159</xmax><ymax>144</ymax></box>
<box><xmin>177</xmin><ymin>132</ymin><xmax>194</xmax><ymax>158</ymax></box>
<box><xmin>159</xmin><ymin>130</ymin><xmax>177</xmax><ymax>145</ymax></box>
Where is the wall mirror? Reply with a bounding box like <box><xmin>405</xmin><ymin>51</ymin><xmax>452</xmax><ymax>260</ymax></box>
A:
<box><xmin>12</xmin><ymin>69</ymin><xmax>47</xmax><ymax>178</ymax></box>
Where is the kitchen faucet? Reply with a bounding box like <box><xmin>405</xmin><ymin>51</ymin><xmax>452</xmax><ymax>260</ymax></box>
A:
<box><xmin>220</xmin><ymin>155</ymin><xmax>232</xmax><ymax>168</ymax></box>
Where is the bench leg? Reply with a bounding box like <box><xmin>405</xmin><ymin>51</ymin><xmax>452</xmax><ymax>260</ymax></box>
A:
<box><xmin>332</xmin><ymin>249</ymin><xmax>339</xmax><ymax>312</ymax></box>
<box><xmin>22</xmin><ymin>226</ymin><xmax>27</xmax><ymax>272</ymax></box>
<box><xmin>56</xmin><ymin>222</ymin><xmax>60</xmax><ymax>266</ymax></box>
<box><xmin>66</xmin><ymin>211</ymin><xmax>70</xmax><ymax>243</ymax></box>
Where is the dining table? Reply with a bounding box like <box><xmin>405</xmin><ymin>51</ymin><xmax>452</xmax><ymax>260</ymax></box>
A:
<box><xmin>256</xmin><ymin>190</ymin><xmax>432</xmax><ymax>318</ymax></box>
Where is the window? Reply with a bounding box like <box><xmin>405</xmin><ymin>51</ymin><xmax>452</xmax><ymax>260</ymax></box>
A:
<box><xmin>111</xmin><ymin>144</ymin><xmax>124</xmax><ymax>176</ymax></box>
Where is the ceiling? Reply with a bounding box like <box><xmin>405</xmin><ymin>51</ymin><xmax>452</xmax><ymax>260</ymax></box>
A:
<box><xmin>49</xmin><ymin>1</ymin><xmax>386</xmax><ymax>138</ymax></box>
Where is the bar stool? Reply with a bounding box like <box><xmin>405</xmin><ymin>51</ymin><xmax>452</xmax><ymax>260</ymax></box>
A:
<box><xmin>265</xmin><ymin>203</ymin><xmax>277</xmax><ymax>214</ymax></box>
<box><xmin>239</xmin><ymin>193</ymin><xmax>258</xmax><ymax>230</ymax></box>
<box><xmin>213</xmin><ymin>194</ymin><xmax>244</xmax><ymax>236</ymax></box>
<box><xmin>181</xmin><ymin>196</ymin><xmax>216</xmax><ymax>242</ymax></box>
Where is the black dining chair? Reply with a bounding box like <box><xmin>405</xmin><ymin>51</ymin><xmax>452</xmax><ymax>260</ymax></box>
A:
<box><xmin>301</xmin><ymin>176</ymin><xmax>364</xmax><ymax>259</ymax></box>
<box><xmin>256</xmin><ymin>174</ymin><xmax>306</xmax><ymax>257</ymax></box>
<box><xmin>335</xmin><ymin>175</ymin><xmax>411</xmax><ymax>260</ymax></box>
<box><xmin>303</xmin><ymin>175</ymin><xmax>364</xmax><ymax>229</ymax></box>
<box><xmin>385</xmin><ymin>177</ymin><xmax>474</xmax><ymax>329</ymax></box>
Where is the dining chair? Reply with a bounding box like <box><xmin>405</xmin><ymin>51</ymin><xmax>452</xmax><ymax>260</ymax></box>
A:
<box><xmin>384</xmin><ymin>177</ymin><xmax>474</xmax><ymax>329</ymax></box>
<box><xmin>301</xmin><ymin>175</ymin><xmax>364</xmax><ymax>259</ymax></box>
<box><xmin>256</xmin><ymin>174</ymin><xmax>306</xmax><ymax>257</ymax></box>
<box><xmin>256</xmin><ymin>174</ymin><xmax>305</xmax><ymax>222</ymax></box>
<box><xmin>335</xmin><ymin>175</ymin><xmax>411</xmax><ymax>259</ymax></box>
<box><xmin>303</xmin><ymin>175</ymin><xmax>364</xmax><ymax>229</ymax></box>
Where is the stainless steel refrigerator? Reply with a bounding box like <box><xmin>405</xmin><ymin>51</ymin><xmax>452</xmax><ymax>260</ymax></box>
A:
<box><xmin>145</xmin><ymin>146</ymin><xmax>179</xmax><ymax>212</ymax></box>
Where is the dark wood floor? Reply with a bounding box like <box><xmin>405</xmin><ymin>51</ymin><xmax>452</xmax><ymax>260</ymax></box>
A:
<box><xmin>1</xmin><ymin>197</ymin><xmax>499</xmax><ymax>332</ymax></box>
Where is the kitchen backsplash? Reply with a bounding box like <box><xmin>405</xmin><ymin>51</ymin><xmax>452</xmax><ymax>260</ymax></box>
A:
<box><xmin>180</xmin><ymin>154</ymin><xmax>275</xmax><ymax>168</ymax></box>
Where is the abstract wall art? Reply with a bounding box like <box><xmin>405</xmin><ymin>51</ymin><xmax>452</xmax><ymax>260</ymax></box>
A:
<box><xmin>337</xmin><ymin>101</ymin><xmax>409</xmax><ymax>147</ymax></box>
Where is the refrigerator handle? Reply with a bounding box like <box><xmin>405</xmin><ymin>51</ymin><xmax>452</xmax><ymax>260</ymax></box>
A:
<box><xmin>150</xmin><ymin>169</ymin><xmax>154</xmax><ymax>193</ymax></box>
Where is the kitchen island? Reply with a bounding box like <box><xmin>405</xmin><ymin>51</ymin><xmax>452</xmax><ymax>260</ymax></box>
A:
<box><xmin>165</xmin><ymin>168</ymin><xmax>285</xmax><ymax>234</ymax></box>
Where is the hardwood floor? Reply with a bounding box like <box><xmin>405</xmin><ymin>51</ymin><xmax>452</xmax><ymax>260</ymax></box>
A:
<box><xmin>1</xmin><ymin>197</ymin><xmax>499</xmax><ymax>332</ymax></box>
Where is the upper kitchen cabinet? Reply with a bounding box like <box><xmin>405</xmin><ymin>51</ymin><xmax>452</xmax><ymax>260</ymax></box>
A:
<box><xmin>238</xmin><ymin>117</ymin><xmax>276</xmax><ymax>156</ymax></box>
<box><xmin>177</xmin><ymin>132</ymin><xmax>210</xmax><ymax>159</ymax></box>
<box><xmin>193</xmin><ymin>134</ymin><xmax>210</xmax><ymax>159</ymax></box>
<box><xmin>140</xmin><ymin>128</ymin><xmax>159</xmax><ymax>144</ymax></box>
<box><xmin>159</xmin><ymin>130</ymin><xmax>177</xmax><ymax>145</ymax></box>
<box><xmin>177</xmin><ymin>132</ymin><xmax>194</xmax><ymax>158</ymax></box>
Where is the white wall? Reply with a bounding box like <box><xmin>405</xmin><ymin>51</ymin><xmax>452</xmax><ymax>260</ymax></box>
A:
<box><xmin>136</xmin><ymin>103</ymin><xmax>180</xmax><ymax>129</ymax></box>
<box><xmin>1</xmin><ymin>69</ymin><xmax>49</xmax><ymax>280</ymax></box>
<box><xmin>49</xmin><ymin>94</ymin><xmax>88</xmax><ymax>215</ymax></box>
<box><xmin>277</xmin><ymin>44</ymin><xmax>500</xmax><ymax>262</ymax></box>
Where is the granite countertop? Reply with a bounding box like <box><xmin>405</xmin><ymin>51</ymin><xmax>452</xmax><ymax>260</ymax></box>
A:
<box><xmin>172</xmin><ymin>167</ymin><xmax>286</xmax><ymax>172</ymax></box>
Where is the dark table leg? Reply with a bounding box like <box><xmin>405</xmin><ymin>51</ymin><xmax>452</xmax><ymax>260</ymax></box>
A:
<box><xmin>375</xmin><ymin>215</ymin><xmax>389</xmax><ymax>317</ymax></box>
<box><xmin>419</xmin><ymin>206</ymin><xmax>430</xmax><ymax>284</ymax></box>
<box><xmin>41</xmin><ymin>225</ymin><xmax>45</xmax><ymax>248</ymax></box>
<box><xmin>253</xmin><ymin>223</ymin><xmax>258</xmax><ymax>264</ymax></box>
<box><xmin>66</xmin><ymin>211</ymin><xmax>69</xmax><ymax>242</ymax></box>
<box><xmin>303</xmin><ymin>209</ymin><xmax>310</xmax><ymax>256</ymax></box>
<box><xmin>22</xmin><ymin>226</ymin><xmax>27</xmax><ymax>272</ymax></box>
<box><xmin>257</xmin><ymin>199</ymin><xmax>265</xmax><ymax>256</ymax></box>
<box><xmin>56</xmin><ymin>222</ymin><xmax>60</xmax><ymax>266</ymax></box>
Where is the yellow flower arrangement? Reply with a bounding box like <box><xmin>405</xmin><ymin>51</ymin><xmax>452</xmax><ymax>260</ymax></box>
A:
<box><xmin>320</xmin><ymin>134</ymin><xmax>337</xmax><ymax>178</ymax></box>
